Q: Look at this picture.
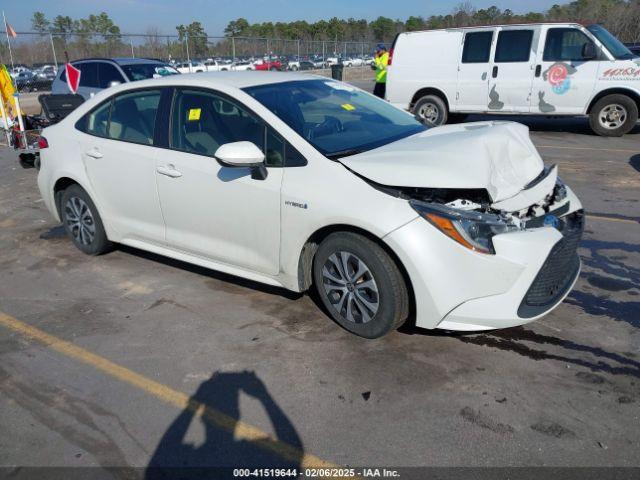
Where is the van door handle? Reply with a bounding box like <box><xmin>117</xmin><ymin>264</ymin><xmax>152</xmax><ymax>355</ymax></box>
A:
<box><xmin>85</xmin><ymin>148</ymin><xmax>103</xmax><ymax>159</ymax></box>
<box><xmin>492</xmin><ymin>66</ymin><xmax>498</xmax><ymax>78</ymax></box>
<box><xmin>156</xmin><ymin>165</ymin><xmax>182</xmax><ymax>178</ymax></box>
<box><xmin>535</xmin><ymin>65</ymin><xmax>542</xmax><ymax>77</ymax></box>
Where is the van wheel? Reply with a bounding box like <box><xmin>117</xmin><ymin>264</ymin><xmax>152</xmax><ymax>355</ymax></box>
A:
<box><xmin>313</xmin><ymin>232</ymin><xmax>409</xmax><ymax>339</ymax></box>
<box><xmin>589</xmin><ymin>94</ymin><xmax>638</xmax><ymax>137</ymax></box>
<box><xmin>60</xmin><ymin>185</ymin><xmax>113</xmax><ymax>255</ymax></box>
<box><xmin>413</xmin><ymin>95</ymin><xmax>448</xmax><ymax>127</ymax></box>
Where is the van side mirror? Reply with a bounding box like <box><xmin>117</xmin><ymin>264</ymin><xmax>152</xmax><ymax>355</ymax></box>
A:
<box><xmin>214</xmin><ymin>141</ymin><xmax>267</xmax><ymax>180</ymax></box>
<box><xmin>582</xmin><ymin>43</ymin><xmax>597</xmax><ymax>60</ymax></box>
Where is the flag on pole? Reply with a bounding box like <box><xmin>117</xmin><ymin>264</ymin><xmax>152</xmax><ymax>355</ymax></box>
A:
<box><xmin>65</xmin><ymin>63</ymin><xmax>81</xmax><ymax>94</ymax></box>
<box><xmin>5</xmin><ymin>21</ymin><xmax>16</xmax><ymax>38</ymax></box>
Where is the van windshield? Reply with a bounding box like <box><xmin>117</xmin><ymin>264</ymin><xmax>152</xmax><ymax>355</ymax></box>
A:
<box><xmin>243</xmin><ymin>80</ymin><xmax>426</xmax><ymax>159</ymax></box>
<box><xmin>586</xmin><ymin>25</ymin><xmax>635</xmax><ymax>59</ymax></box>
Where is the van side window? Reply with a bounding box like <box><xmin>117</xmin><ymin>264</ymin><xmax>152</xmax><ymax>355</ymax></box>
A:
<box><xmin>544</xmin><ymin>28</ymin><xmax>595</xmax><ymax>62</ymax></box>
<box><xmin>462</xmin><ymin>31</ymin><xmax>493</xmax><ymax>63</ymax></box>
<box><xmin>495</xmin><ymin>30</ymin><xmax>533</xmax><ymax>62</ymax></box>
<box><xmin>108</xmin><ymin>89</ymin><xmax>162</xmax><ymax>145</ymax></box>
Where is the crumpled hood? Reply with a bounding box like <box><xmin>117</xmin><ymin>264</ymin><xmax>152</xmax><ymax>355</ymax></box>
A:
<box><xmin>340</xmin><ymin>121</ymin><xmax>544</xmax><ymax>203</ymax></box>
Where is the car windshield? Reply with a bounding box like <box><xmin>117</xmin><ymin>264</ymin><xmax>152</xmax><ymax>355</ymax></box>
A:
<box><xmin>586</xmin><ymin>25</ymin><xmax>635</xmax><ymax>59</ymax></box>
<box><xmin>243</xmin><ymin>79</ymin><xmax>425</xmax><ymax>158</ymax></box>
<box><xmin>120</xmin><ymin>63</ymin><xmax>179</xmax><ymax>81</ymax></box>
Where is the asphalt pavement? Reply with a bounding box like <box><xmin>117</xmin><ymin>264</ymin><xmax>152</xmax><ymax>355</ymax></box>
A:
<box><xmin>0</xmin><ymin>88</ymin><xmax>638</xmax><ymax>477</ymax></box>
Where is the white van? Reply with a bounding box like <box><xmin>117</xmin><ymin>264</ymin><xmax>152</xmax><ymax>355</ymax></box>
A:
<box><xmin>386</xmin><ymin>23</ymin><xmax>640</xmax><ymax>136</ymax></box>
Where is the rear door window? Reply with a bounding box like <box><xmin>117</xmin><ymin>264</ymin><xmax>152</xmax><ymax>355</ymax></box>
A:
<box><xmin>108</xmin><ymin>89</ymin><xmax>162</xmax><ymax>145</ymax></box>
<box><xmin>462</xmin><ymin>31</ymin><xmax>493</xmax><ymax>63</ymax></box>
<box><xmin>77</xmin><ymin>62</ymin><xmax>99</xmax><ymax>88</ymax></box>
<box><xmin>544</xmin><ymin>28</ymin><xmax>594</xmax><ymax>62</ymax></box>
<box><xmin>494</xmin><ymin>30</ymin><xmax>534</xmax><ymax>62</ymax></box>
<box><xmin>98</xmin><ymin>63</ymin><xmax>125</xmax><ymax>88</ymax></box>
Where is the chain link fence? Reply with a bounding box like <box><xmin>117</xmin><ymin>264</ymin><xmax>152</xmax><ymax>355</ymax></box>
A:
<box><xmin>1</xmin><ymin>31</ymin><xmax>380</xmax><ymax>104</ymax></box>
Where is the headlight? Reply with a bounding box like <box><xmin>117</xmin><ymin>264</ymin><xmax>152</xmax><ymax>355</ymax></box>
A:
<box><xmin>410</xmin><ymin>201</ymin><xmax>517</xmax><ymax>254</ymax></box>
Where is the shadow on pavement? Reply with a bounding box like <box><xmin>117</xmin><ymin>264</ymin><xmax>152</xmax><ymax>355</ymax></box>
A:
<box><xmin>146</xmin><ymin>371</ymin><xmax>304</xmax><ymax>478</ymax></box>
<box><xmin>468</xmin><ymin>115</ymin><xmax>640</xmax><ymax>135</ymax></box>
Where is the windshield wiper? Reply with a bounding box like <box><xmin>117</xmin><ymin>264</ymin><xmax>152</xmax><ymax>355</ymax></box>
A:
<box><xmin>325</xmin><ymin>148</ymin><xmax>364</xmax><ymax>160</ymax></box>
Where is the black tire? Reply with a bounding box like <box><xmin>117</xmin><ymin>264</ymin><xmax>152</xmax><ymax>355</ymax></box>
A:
<box><xmin>589</xmin><ymin>94</ymin><xmax>638</xmax><ymax>137</ymax></box>
<box><xmin>313</xmin><ymin>232</ymin><xmax>409</xmax><ymax>339</ymax></box>
<box><xmin>269</xmin><ymin>66</ymin><xmax>278</xmax><ymax>71</ymax></box>
<box><xmin>60</xmin><ymin>184</ymin><xmax>113</xmax><ymax>255</ymax></box>
<box><xmin>413</xmin><ymin>94</ymin><xmax>448</xmax><ymax>127</ymax></box>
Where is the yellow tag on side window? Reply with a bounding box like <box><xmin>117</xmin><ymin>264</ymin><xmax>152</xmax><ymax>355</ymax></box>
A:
<box><xmin>188</xmin><ymin>108</ymin><xmax>201</xmax><ymax>121</ymax></box>
<box><xmin>341</xmin><ymin>103</ymin><xmax>356</xmax><ymax>111</ymax></box>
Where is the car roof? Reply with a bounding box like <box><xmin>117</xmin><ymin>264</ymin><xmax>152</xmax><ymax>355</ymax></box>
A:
<box><xmin>106</xmin><ymin>71</ymin><xmax>324</xmax><ymax>91</ymax></box>
<box><xmin>72</xmin><ymin>57</ymin><xmax>166</xmax><ymax>66</ymax></box>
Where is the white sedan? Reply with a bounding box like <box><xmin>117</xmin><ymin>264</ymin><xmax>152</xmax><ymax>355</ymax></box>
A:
<box><xmin>175</xmin><ymin>61</ymin><xmax>206</xmax><ymax>73</ymax></box>
<box><xmin>37</xmin><ymin>72</ymin><xmax>583</xmax><ymax>338</ymax></box>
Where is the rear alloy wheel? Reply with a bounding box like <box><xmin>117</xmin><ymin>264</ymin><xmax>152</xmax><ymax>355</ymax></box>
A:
<box><xmin>413</xmin><ymin>94</ymin><xmax>448</xmax><ymax>127</ymax></box>
<box><xmin>313</xmin><ymin>232</ymin><xmax>409</xmax><ymax>338</ymax></box>
<box><xmin>589</xmin><ymin>94</ymin><xmax>638</xmax><ymax>137</ymax></box>
<box><xmin>60</xmin><ymin>184</ymin><xmax>112</xmax><ymax>255</ymax></box>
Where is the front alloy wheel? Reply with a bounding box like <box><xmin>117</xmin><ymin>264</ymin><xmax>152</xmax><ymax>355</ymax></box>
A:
<box><xmin>322</xmin><ymin>252</ymin><xmax>379</xmax><ymax>324</ymax></box>
<box><xmin>313</xmin><ymin>232</ymin><xmax>409</xmax><ymax>338</ymax></box>
<box><xmin>598</xmin><ymin>104</ymin><xmax>627</xmax><ymax>130</ymax></box>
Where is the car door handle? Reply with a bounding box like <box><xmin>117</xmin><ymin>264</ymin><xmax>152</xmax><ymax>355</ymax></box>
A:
<box><xmin>156</xmin><ymin>165</ymin><xmax>182</xmax><ymax>178</ymax></box>
<box><xmin>535</xmin><ymin>65</ymin><xmax>542</xmax><ymax>77</ymax></box>
<box><xmin>492</xmin><ymin>66</ymin><xmax>498</xmax><ymax>78</ymax></box>
<box><xmin>85</xmin><ymin>148</ymin><xmax>103</xmax><ymax>159</ymax></box>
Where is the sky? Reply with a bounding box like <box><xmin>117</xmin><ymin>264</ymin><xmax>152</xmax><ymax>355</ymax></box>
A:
<box><xmin>6</xmin><ymin>0</ymin><xmax>561</xmax><ymax>36</ymax></box>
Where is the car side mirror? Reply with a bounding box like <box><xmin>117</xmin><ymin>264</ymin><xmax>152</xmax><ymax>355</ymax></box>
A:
<box><xmin>109</xmin><ymin>81</ymin><xmax>121</xmax><ymax>88</ymax></box>
<box><xmin>582</xmin><ymin>43</ymin><xmax>597</xmax><ymax>60</ymax></box>
<box><xmin>214</xmin><ymin>141</ymin><xmax>268</xmax><ymax>180</ymax></box>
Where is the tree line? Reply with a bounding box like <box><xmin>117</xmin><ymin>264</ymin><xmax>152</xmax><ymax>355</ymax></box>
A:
<box><xmin>222</xmin><ymin>0</ymin><xmax>640</xmax><ymax>43</ymax></box>
<box><xmin>9</xmin><ymin>0</ymin><xmax>639</xmax><ymax>66</ymax></box>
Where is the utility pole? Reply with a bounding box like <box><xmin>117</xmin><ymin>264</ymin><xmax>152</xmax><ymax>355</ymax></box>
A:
<box><xmin>50</xmin><ymin>33</ymin><xmax>58</xmax><ymax>67</ymax></box>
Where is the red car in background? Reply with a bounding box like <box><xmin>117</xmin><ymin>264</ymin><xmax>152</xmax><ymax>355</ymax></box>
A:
<box><xmin>253</xmin><ymin>57</ymin><xmax>283</xmax><ymax>71</ymax></box>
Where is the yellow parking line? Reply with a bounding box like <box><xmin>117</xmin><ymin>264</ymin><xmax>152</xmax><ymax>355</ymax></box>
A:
<box><xmin>586</xmin><ymin>214</ymin><xmax>638</xmax><ymax>225</ymax></box>
<box><xmin>535</xmin><ymin>144</ymin><xmax>638</xmax><ymax>154</ymax></box>
<box><xmin>0</xmin><ymin>312</ymin><xmax>337</xmax><ymax>470</ymax></box>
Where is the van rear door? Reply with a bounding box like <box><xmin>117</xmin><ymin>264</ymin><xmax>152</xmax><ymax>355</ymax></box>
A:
<box><xmin>488</xmin><ymin>27</ymin><xmax>538</xmax><ymax>112</ymax></box>
<box><xmin>456</xmin><ymin>29</ymin><xmax>495</xmax><ymax>112</ymax></box>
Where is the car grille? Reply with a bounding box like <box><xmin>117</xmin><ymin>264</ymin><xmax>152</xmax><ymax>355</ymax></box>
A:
<box><xmin>518</xmin><ymin>210</ymin><xmax>584</xmax><ymax>318</ymax></box>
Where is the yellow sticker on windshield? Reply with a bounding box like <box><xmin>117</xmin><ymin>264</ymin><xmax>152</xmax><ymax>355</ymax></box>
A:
<box><xmin>341</xmin><ymin>103</ymin><xmax>356</xmax><ymax>111</ymax></box>
<box><xmin>188</xmin><ymin>108</ymin><xmax>201</xmax><ymax>121</ymax></box>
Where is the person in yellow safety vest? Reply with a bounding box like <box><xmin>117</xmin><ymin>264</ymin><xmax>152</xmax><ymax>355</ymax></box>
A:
<box><xmin>373</xmin><ymin>44</ymin><xmax>389</xmax><ymax>99</ymax></box>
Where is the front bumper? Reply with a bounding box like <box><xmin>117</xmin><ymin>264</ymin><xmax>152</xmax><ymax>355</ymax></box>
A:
<box><xmin>384</xmin><ymin>208</ymin><xmax>583</xmax><ymax>331</ymax></box>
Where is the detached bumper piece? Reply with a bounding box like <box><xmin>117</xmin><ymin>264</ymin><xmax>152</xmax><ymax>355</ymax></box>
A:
<box><xmin>518</xmin><ymin>210</ymin><xmax>584</xmax><ymax>318</ymax></box>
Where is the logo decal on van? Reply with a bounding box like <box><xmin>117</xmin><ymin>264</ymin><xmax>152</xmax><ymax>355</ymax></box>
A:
<box><xmin>544</xmin><ymin>62</ymin><xmax>577</xmax><ymax>95</ymax></box>
<box><xmin>601</xmin><ymin>67</ymin><xmax>640</xmax><ymax>80</ymax></box>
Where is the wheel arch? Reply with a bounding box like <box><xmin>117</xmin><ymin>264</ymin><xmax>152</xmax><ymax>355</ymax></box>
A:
<box><xmin>586</xmin><ymin>87</ymin><xmax>640</xmax><ymax>114</ymax></box>
<box><xmin>296</xmin><ymin>224</ymin><xmax>416</xmax><ymax>317</ymax></box>
<box><xmin>53</xmin><ymin>176</ymin><xmax>82</xmax><ymax>218</ymax></box>
<box><xmin>409</xmin><ymin>87</ymin><xmax>451</xmax><ymax>113</ymax></box>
